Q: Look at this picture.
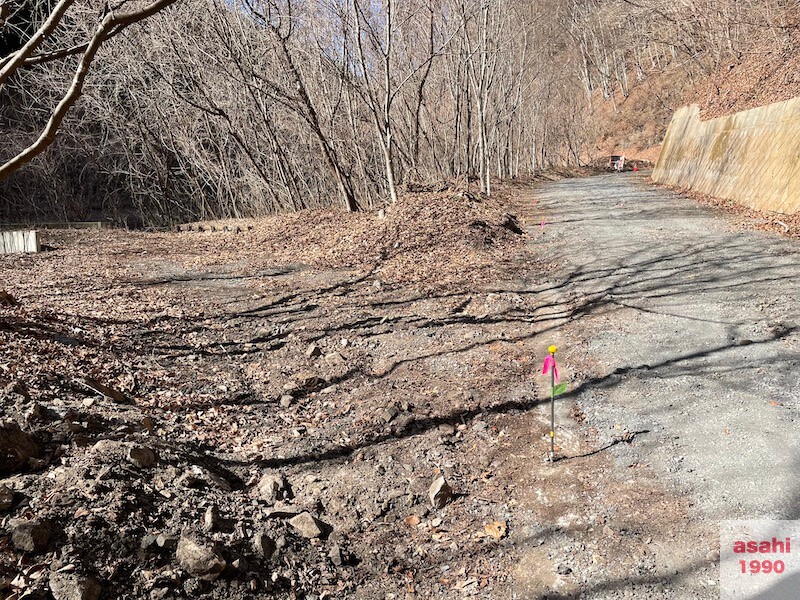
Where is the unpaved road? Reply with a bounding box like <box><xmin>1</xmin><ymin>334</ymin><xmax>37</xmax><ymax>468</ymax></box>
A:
<box><xmin>512</xmin><ymin>173</ymin><xmax>800</xmax><ymax>598</ymax></box>
<box><xmin>3</xmin><ymin>175</ymin><xmax>799</xmax><ymax>599</ymax></box>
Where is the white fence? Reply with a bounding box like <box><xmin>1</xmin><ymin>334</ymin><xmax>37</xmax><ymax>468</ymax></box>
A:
<box><xmin>0</xmin><ymin>230</ymin><xmax>40</xmax><ymax>254</ymax></box>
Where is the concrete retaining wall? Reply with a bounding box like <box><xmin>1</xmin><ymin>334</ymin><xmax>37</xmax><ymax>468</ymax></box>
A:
<box><xmin>652</xmin><ymin>98</ymin><xmax>800</xmax><ymax>214</ymax></box>
<box><xmin>1</xmin><ymin>230</ymin><xmax>40</xmax><ymax>254</ymax></box>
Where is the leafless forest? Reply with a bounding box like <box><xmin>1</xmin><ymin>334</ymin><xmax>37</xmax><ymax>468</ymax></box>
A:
<box><xmin>4</xmin><ymin>2</ymin><xmax>800</xmax><ymax>599</ymax></box>
<box><xmin>1</xmin><ymin>0</ymin><xmax>798</xmax><ymax>225</ymax></box>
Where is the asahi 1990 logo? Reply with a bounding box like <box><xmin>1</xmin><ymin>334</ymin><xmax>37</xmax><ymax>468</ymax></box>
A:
<box><xmin>732</xmin><ymin>536</ymin><xmax>789</xmax><ymax>575</ymax></box>
<box><xmin>721</xmin><ymin>521</ymin><xmax>800</xmax><ymax>599</ymax></box>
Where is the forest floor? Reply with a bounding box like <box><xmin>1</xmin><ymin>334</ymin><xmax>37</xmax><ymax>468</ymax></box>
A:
<box><xmin>2</xmin><ymin>173</ymin><xmax>800</xmax><ymax>599</ymax></box>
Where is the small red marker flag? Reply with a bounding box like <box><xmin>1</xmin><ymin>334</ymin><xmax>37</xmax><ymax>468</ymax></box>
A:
<box><xmin>541</xmin><ymin>354</ymin><xmax>559</xmax><ymax>382</ymax></box>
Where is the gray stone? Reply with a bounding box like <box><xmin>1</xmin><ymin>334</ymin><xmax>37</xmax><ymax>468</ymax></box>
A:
<box><xmin>428</xmin><ymin>476</ymin><xmax>452</xmax><ymax>509</ymax></box>
<box><xmin>11</xmin><ymin>519</ymin><xmax>51</xmax><ymax>552</ymax></box>
<box><xmin>289</xmin><ymin>512</ymin><xmax>329</xmax><ymax>539</ymax></box>
<box><xmin>0</xmin><ymin>484</ymin><xmax>13</xmax><ymax>510</ymax></box>
<box><xmin>305</xmin><ymin>344</ymin><xmax>322</xmax><ymax>358</ymax></box>
<box><xmin>252</xmin><ymin>531</ymin><xmax>276</xmax><ymax>559</ymax></box>
<box><xmin>381</xmin><ymin>405</ymin><xmax>399</xmax><ymax>423</ymax></box>
<box><xmin>257</xmin><ymin>473</ymin><xmax>291</xmax><ymax>503</ymax></box>
<box><xmin>203</xmin><ymin>505</ymin><xmax>221</xmax><ymax>532</ymax></box>
<box><xmin>279</xmin><ymin>395</ymin><xmax>294</xmax><ymax>408</ymax></box>
<box><xmin>127</xmin><ymin>446</ymin><xmax>157</xmax><ymax>468</ymax></box>
<box><xmin>49</xmin><ymin>573</ymin><xmax>101</xmax><ymax>600</ymax></box>
<box><xmin>176</xmin><ymin>536</ymin><xmax>226</xmax><ymax>580</ymax></box>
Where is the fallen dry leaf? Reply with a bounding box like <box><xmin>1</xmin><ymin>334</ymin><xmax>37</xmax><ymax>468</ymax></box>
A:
<box><xmin>484</xmin><ymin>521</ymin><xmax>508</xmax><ymax>540</ymax></box>
<box><xmin>404</xmin><ymin>514</ymin><xmax>421</xmax><ymax>527</ymax></box>
<box><xmin>453</xmin><ymin>578</ymin><xmax>478</xmax><ymax>590</ymax></box>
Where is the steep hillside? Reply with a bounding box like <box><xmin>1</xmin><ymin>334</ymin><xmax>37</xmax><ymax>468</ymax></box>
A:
<box><xmin>691</xmin><ymin>35</ymin><xmax>800</xmax><ymax>119</ymax></box>
<box><xmin>587</xmin><ymin>31</ymin><xmax>800</xmax><ymax>166</ymax></box>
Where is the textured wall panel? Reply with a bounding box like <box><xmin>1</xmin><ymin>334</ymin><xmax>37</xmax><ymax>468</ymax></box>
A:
<box><xmin>652</xmin><ymin>99</ymin><xmax>800</xmax><ymax>214</ymax></box>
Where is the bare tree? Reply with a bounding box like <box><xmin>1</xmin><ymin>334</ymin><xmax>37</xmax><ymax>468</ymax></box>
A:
<box><xmin>0</xmin><ymin>0</ymin><xmax>179</xmax><ymax>182</ymax></box>
<box><xmin>3</xmin><ymin>0</ymin><xmax>795</xmax><ymax>224</ymax></box>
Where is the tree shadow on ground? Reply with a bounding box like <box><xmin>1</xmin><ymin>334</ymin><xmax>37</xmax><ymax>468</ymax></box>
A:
<box><xmin>133</xmin><ymin>225</ymin><xmax>800</xmax><ymax>473</ymax></box>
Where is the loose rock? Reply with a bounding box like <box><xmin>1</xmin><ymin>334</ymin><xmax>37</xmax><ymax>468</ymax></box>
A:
<box><xmin>289</xmin><ymin>512</ymin><xmax>329</xmax><ymax>539</ymax></box>
<box><xmin>49</xmin><ymin>573</ymin><xmax>101</xmax><ymax>600</ymax></box>
<box><xmin>257</xmin><ymin>473</ymin><xmax>292</xmax><ymax>502</ymax></box>
<box><xmin>11</xmin><ymin>518</ymin><xmax>51</xmax><ymax>552</ymax></box>
<box><xmin>176</xmin><ymin>536</ymin><xmax>226</xmax><ymax>580</ymax></box>
<box><xmin>0</xmin><ymin>484</ymin><xmax>13</xmax><ymax>510</ymax></box>
<box><xmin>428</xmin><ymin>476</ymin><xmax>453</xmax><ymax>509</ymax></box>
<box><xmin>126</xmin><ymin>446</ymin><xmax>157</xmax><ymax>469</ymax></box>
<box><xmin>305</xmin><ymin>344</ymin><xmax>322</xmax><ymax>358</ymax></box>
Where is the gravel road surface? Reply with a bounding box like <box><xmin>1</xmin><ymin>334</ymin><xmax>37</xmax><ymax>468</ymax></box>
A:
<box><xmin>515</xmin><ymin>173</ymin><xmax>800</xmax><ymax>598</ymax></box>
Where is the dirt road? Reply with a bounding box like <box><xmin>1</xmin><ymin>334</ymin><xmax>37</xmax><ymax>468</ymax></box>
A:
<box><xmin>510</xmin><ymin>173</ymin><xmax>800</xmax><ymax>598</ymax></box>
